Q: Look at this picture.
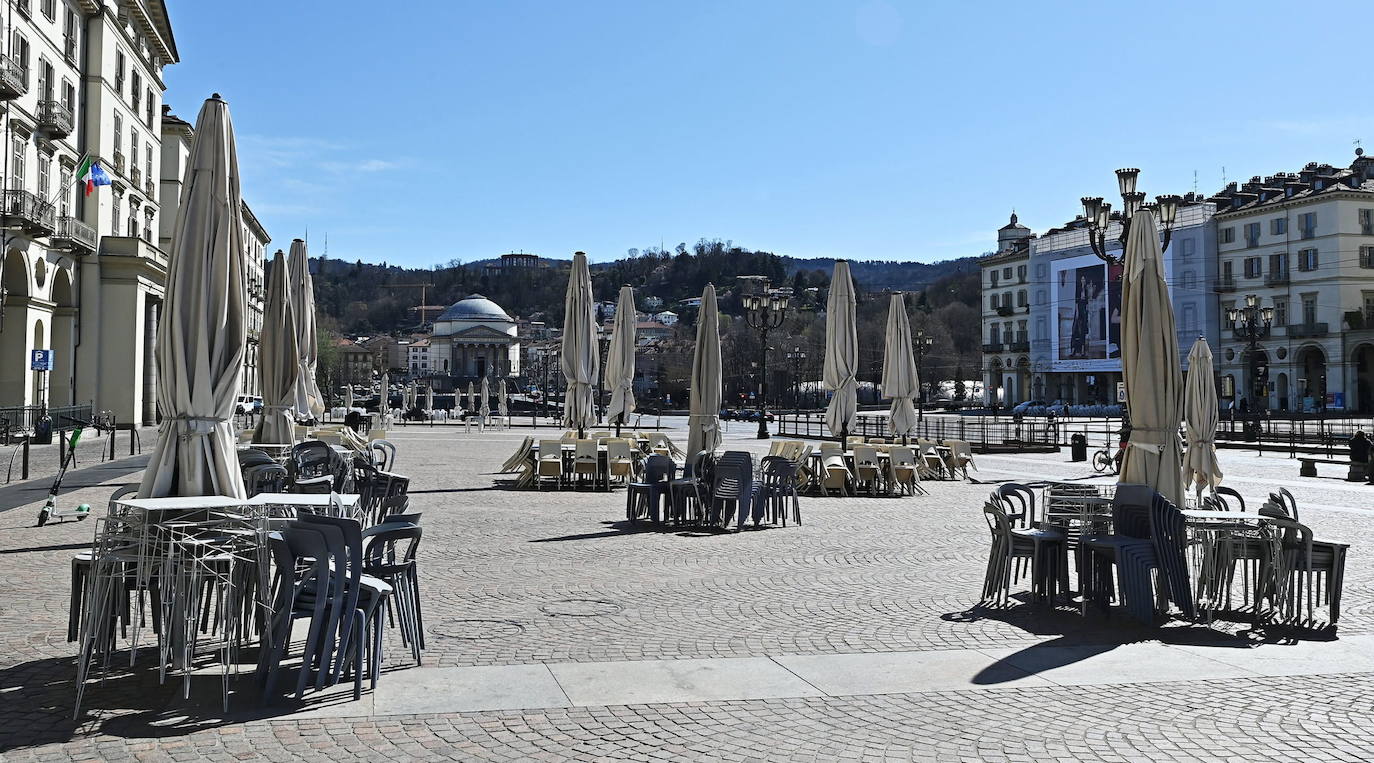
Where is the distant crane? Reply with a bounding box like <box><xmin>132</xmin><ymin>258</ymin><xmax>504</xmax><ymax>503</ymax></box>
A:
<box><xmin>382</xmin><ymin>282</ymin><xmax>439</xmax><ymax>325</ymax></box>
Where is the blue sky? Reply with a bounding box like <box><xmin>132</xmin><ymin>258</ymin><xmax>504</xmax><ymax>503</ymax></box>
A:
<box><xmin>165</xmin><ymin>0</ymin><xmax>1371</xmax><ymax>267</ymax></box>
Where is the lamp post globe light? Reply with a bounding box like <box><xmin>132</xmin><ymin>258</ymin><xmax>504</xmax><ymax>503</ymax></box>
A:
<box><xmin>787</xmin><ymin>345</ymin><xmax>807</xmax><ymax>416</ymax></box>
<box><xmin>1228</xmin><ymin>293</ymin><xmax>1273</xmax><ymax>452</ymax></box>
<box><xmin>1080</xmin><ymin>168</ymin><xmax>1183</xmax><ymax>265</ymax></box>
<box><xmin>744</xmin><ymin>287</ymin><xmax>789</xmax><ymax>438</ymax></box>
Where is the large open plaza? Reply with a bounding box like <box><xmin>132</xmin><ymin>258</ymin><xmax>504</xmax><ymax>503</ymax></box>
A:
<box><xmin>3</xmin><ymin>418</ymin><xmax>1373</xmax><ymax>761</ymax></box>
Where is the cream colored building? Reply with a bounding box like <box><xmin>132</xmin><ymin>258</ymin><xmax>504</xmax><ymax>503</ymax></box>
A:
<box><xmin>979</xmin><ymin>213</ymin><xmax>1033</xmax><ymax>406</ymax></box>
<box><xmin>159</xmin><ymin>104</ymin><xmax>269</xmax><ymax>398</ymax></box>
<box><xmin>1211</xmin><ymin>153</ymin><xmax>1374</xmax><ymax>413</ymax></box>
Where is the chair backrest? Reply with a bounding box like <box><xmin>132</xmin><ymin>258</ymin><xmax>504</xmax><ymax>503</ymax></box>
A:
<box><xmin>380</xmin><ymin>511</ymin><xmax>422</xmax><ymax>525</ymax></box>
<box><xmin>982</xmin><ymin>500</ymin><xmax>1013</xmax><ymax>543</ymax></box>
<box><xmin>685</xmin><ymin>449</ymin><xmax>711</xmax><ymax>479</ymax></box>
<box><xmin>238</xmin><ymin>448</ymin><xmax>276</xmax><ymax>467</ymax></box>
<box><xmin>606</xmin><ymin>439</ymin><xmax>633</xmax><ymax>462</ymax></box>
<box><xmin>1112</xmin><ymin>483</ymin><xmax>1154</xmax><ymax>539</ymax></box>
<box><xmin>575</xmin><ymin>439</ymin><xmax>597</xmax><ymax>464</ymax></box>
<box><xmin>1147</xmin><ymin>492</ymin><xmax>1196</xmax><ymax>620</ymax></box>
<box><xmin>846</xmin><ymin>435</ymin><xmax>864</xmax><ymax>446</ymax></box>
<box><xmin>107</xmin><ymin>484</ymin><xmax>139</xmax><ymax>511</ymax></box>
<box><xmin>767</xmin><ymin>441</ymin><xmax>786</xmax><ymax>457</ymax></box>
<box><xmin>1277</xmin><ymin>487</ymin><xmax>1299</xmax><ymax>521</ymax></box>
<box><xmin>363</xmin><ymin>522</ymin><xmax>423</xmax><ymax>577</ymax></box>
<box><xmin>888</xmin><ymin>446</ymin><xmax>916</xmax><ymax>470</ymax></box>
<box><xmin>950</xmin><ymin>440</ymin><xmax>973</xmax><ymax>460</ymax></box>
<box><xmin>538</xmin><ymin>440</ymin><xmax>564</xmax><ymax>461</ymax></box>
<box><xmin>590</xmin><ymin>431</ymin><xmax>611</xmax><ymax>440</ymax></box>
<box><xmin>994</xmin><ymin>483</ymin><xmax>1035</xmax><ymax>523</ymax></box>
<box><xmin>244</xmin><ymin>463</ymin><xmax>289</xmax><ymax>497</ymax></box>
<box><xmin>820</xmin><ymin>442</ymin><xmax>843</xmax><ymax>455</ymax></box>
<box><xmin>852</xmin><ymin>445</ymin><xmax>879</xmax><ymax>470</ymax></box>
<box><xmin>643</xmin><ymin>454</ymin><xmax>676</xmax><ymax>483</ymax></box>
<box><xmin>867</xmin><ymin>437</ymin><xmax>887</xmax><ymax>444</ymax></box>
<box><xmin>1214</xmin><ymin>486</ymin><xmax>1244</xmax><ymax>512</ymax></box>
<box><xmin>760</xmin><ymin>455</ymin><xmax>796</xmax><ymax>486</ymax></box>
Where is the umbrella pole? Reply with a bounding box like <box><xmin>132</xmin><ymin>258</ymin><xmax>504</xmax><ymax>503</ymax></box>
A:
<box><xmin>614</xmin><ymin>414</ymin><xmax>621</xmax><ymax>438</ymax></box>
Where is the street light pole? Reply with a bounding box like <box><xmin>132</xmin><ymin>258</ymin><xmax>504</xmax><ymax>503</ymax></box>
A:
<box><xmin>787</xmin><ymin>346</ymin><xmax>806</xmax><ymax>416</ymax></box>
<box><xmin>1081</xmin><ymin>169</ymin><xmax>1182</xmax><ymax>266</ymax></box>
<box><xmin>745</xmin><ymin>287</ymin><xmax>789</xmax><ymax>439</ymax></box>
<box><xmin>914</xmin><ymin>330</ymin><xmax>933</xmax><ymax>425</ymax></box>
<box><xmin>1227</xmin><ymin>294</ymin><xmax>1273</xmax><ymax>456</ymax></box>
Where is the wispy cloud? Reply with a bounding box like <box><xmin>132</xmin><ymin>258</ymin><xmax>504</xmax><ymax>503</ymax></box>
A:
<box><xmin>318</xmin><ymin>158</ymin><xmax>407</xmax><ymax>174</ymax></box>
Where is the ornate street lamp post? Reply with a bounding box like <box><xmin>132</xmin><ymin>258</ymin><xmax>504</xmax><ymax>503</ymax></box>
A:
<box><xmin>914</xmin><ymin>330</ymin><xmax>934</xmax><ymax>424</ymax></box>
<box><xmin>744</xmin><ymin>289</ymin><xmax>789</xmax><ymax>438</ymax></box>
<box><xmin>1228</xmin><ymin>294</ymin><xmax>1273</xmax><ymax>454</ymax></box>
<box><xmin>1080</xmin><ymin>169</ymin><xmax>1183</xmax><ymax>264</ymax></box>
<box><xmin>787</xmin><ymin>346</ymin><xmax>806</xmax><ymax>416</ymax></box>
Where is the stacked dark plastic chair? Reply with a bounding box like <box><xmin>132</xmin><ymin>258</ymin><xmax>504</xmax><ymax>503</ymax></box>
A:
<box><xmin>363</xmin><ymin>514</ymin><xmax>425</xmax><ymax>663</ymax></box>
<box><xmin>669</xmin><ymin>450</ymin><xmax>712</xmax><ymax>524</ymax></box>
<box><xmin>626</xmin><ymin>454</ymin><xmax>675</xmax><ymax>523</ymax></box>
<box><xmin>1148</xmin><ymin>492</ymin><xmax>1196</xmax><ymax>622</ymax></box>
<box><xmin>980</xmin><ymin>498</ymin><xmax>1066</xmax><ymax>606</ymax></box>
<box><xmin>711</xmin><ymin>451</ymin><xmax>755</xmax><ymax>529</ymax></box>
<box><xmin>1082</xmin><ymin>484</ymin><xmax>1159</xmax><ymax>623</ymax></box>
<box><xmin>1260</xmin><ymin>491</ymin><xmax>1348</xmax><ymax>628</ymax></box>
<box><xmin>758</xmin><ymin>455</ymin><xmax>801</xmax><ymax>526</ymax></box>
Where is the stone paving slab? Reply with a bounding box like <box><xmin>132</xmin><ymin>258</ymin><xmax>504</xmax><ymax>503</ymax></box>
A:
<box><xmin>548</xmin><ymin>656</ymin><xmax>824</xmax><ymax>706</ymax></box>
<box><xmin>374</xmin><ymin>664</ymin><xmax>570</xmax><ymax>715</ymax></box>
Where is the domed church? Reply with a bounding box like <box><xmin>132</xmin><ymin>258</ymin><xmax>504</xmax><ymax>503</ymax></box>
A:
<box><xmin>427</xmin><ymin>294</ymin><xmax>520</xmax><ymax>380</ymax></box>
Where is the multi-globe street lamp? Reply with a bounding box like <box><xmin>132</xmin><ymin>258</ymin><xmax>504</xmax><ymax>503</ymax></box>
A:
<box><xmin>1080</xmin><ymin>168</ymin><xmax>1183</xmax><ymax>265</ymax></box>
<box><xmin>1228</xmin><ymin>294</ymin><xmax>1273</xmax><ymax>451</ymax></box>
<box><xmin>744</xmin><ymin>289</ymin><xmax>789</xmax><ymax>438</ymax></box>
<box><xmin>787</xmin><ymin>346</ymin><xmax>806</xmax><ymax>416</ymax></box>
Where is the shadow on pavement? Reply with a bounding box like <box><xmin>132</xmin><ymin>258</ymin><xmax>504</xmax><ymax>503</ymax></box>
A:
<box><xmin>0</xmin><ymin>457</ymin><xmax>148</xmax><ymax>514</ymax></box>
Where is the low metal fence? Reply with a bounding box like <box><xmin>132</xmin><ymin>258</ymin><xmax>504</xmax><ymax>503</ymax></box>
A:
<box><xmin>775</xmin><ymin>412</ymin><xmax>1063</xmax><ymax>450</ymax></box>
<box><xmin>0</xmin><ymin>404</ymin><xmax>94</xmax><ymax>440</ymax></box>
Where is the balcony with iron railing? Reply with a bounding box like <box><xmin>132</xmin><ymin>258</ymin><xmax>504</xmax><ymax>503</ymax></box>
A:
<box><xmin>1213</xmin><ymin>276</ymin><xmax>1237</xmax><ymax>293</ymax></box>
<box><xmin>982</xmin><ymin>342</ymin><xmax>1004</xmax><ymax>353</ymax></box>
<box><xmin>1288</xmin><ymin>322</ymin><xmax>1328</xmax><ymax>338</ymax></box>
<box><xmin>0</xmin><ymin>55</ymin><xmax>27</xmax><ymax>99</ymax></box>
<box><xmin>996</xmin><ymin>304</ymin><xmax>1015</xmax><ymax>317</ymax></box>
<box><xmin>53</xmin><ymin>215</ymin><xmax>97</xmax><ymax>253</ymax></box>
<box><xmin>113</xmin><ymin>150</ymin><xmax>125</xmax><ymax>174</ymax></box>
<box><xmin>145</xmin><ymin>177</ymin><xmax>155</xmax><ymax>196</ymax></box>
<box><xmin>101</xmin><ymin>234</ymin><xmax>168</xmax><ymax>272</ymax></box>
<box><xmin>37</xmin><ymin>99</ymin><xmax>73</xmax><ymax>138</ymax></box>
<box><xmin>131</xmin><ymin>166</ymin><xmax>142</xmax><ymax>188</ymax></box>
<box><xmin>1</xmin><ymin>189</ymin><xmax>56</xmax><ymax>234</ymax></box>
<box><xmin>1265</xmin><ymin>271</ymin><xmax>1290</xmax><ymax>287</ymax></box>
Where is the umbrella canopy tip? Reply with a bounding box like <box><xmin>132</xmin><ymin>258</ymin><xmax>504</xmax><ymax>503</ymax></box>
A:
<box><xmin>210</xmin><ymin>92</ymin><xmax>223</xmax><ymax>100</ymax></box>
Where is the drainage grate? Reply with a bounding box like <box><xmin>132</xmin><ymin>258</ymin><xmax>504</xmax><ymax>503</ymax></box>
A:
<box><xmin>432</xmin><ymin>618</ymin><xmax>526</xmax><ymax>640</ymax></box>
<box><xmin>539</xmin><ymin>598</ymin><xmax>624</xmax><ymax>617</ymax></box>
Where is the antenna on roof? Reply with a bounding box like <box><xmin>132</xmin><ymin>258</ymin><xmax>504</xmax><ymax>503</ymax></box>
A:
<box><xmin>1193</xmin><ymin>169</ymin><xmax>1198</xmax><ymax>195</ymax></box>
<box><xmin>1221</xmin><ymin>166</ymin><xmax>1226</xmax><ymax>186</ymax></box>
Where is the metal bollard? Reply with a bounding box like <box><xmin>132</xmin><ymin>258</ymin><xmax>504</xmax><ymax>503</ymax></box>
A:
<box><xmin>21</xmin><ymin>436</ymin><xmax>29</xmax><ymax>481</ymax></box>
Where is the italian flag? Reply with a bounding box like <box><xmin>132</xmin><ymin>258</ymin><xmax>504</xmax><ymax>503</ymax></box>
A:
<box><xmin>75</xmin><ymin>156</ymin><xmax>110</xmax><ymax>196</ymax></box>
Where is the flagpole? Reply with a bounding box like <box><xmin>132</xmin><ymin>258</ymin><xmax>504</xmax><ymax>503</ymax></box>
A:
<box><xmin>44</xmin><ymin>152</ymin><xmax>90</xmax><ymax>208</ymax></box>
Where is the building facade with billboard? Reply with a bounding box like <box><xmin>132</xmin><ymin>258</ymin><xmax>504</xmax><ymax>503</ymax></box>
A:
<box><xmin>1025</xmin><ymin>196</ymin><xmax>1218</xmax><ymax>407</ymax></box>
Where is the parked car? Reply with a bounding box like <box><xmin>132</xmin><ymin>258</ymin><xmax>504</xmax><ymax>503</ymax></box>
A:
<box><xmin>234</xmin><ymin>395</ymin><xmax>262</xmax><ymax>415</ymax></box>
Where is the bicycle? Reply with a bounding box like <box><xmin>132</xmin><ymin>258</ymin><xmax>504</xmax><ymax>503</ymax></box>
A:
<box><xmin>1091</xmin><ymin>440</ymin><xmax>1123</xmax><ymax>474</ymax></box>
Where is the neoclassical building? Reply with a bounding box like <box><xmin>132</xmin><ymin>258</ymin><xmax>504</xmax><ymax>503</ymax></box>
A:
<box><xmin>426</xmin><ymin>294</ymin><xmax>520</xmax><ymax>382</ymax></box>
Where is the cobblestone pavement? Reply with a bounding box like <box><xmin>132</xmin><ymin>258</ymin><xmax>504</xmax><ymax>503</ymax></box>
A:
<box><xmin>3</xmin><ymin>417</ymin><xmax>1373</xmax><ymax>761</ymax></box>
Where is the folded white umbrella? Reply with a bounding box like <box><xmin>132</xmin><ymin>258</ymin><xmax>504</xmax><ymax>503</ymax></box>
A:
<box><xmin>481</xmin><ymin>376</ymin><xmax>491</xmax><ymax>417</ymax></box>
<box><xmin>252</xmin><ymin>250</ymin><xmax>299</xmax><ymax>446</ymax></box>
<box><xmin>1119</xmin><ymin>209</ymin><xmax>1185</xmax><ymax>508</ymax></box>
<box><xmin>605</xmin><ymin>285</ymin><xmax>637</xmax><ymax>430</ymax></box>
<box><xmin>824</xmin><ymin>261</ymin><xmax>859</xmax><ymax>440</ymax></box>
<box><xmin>468</xmin><ymin>382</ymin><xmax>476</xmax><ymax>416</ymax></box>
<box><xmin>687</xmin><ymin>284</ymin><xmax>722</xmax><ymax>457</ymax></box>
<box><xmin>344</xmin><ymin>384</ymin><xmax>353</xmax><ymax>411</ymax></box>
<box><xmin>561</xmin><ymin>251</ymin><xmax>599</xmax><ymax>434</ymax></box>
<box><xmin>288</xmin><ymin>239</ymin><xmax>324</xmax><ymax>421</ymax></box>
<box><xmin>1183</xmin><ymin>337</ymin><xmax>1222</xmax><ymax>499</ymax></box>
<box><xmin>139</xmin><ymin>95</ymin><xmax>248</xmax><ymax>499</ymax></box>
<box><xmin>882</xmin><ymin>292</ymin><xmax>919</xmax><ymax>440</ymax></box>
<box><xmin>425</xmin><ymin>385</ymin><xmax>434</xmax><ymax>412</ymax></box>
<box><xmin>499</xmin><ymin>379</ymin><xmax>509</xmax><ymax>417</ymax></box>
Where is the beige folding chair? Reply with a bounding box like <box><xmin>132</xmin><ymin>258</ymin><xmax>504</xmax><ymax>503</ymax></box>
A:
<box><xmin>536</xmin><ymin>440</ymin><xmax>564</xmax><ymax>490</ymax></box>
<box><xmin>768</xmin><ymin>441</ymin><xmax>787</xmax><ymax>457</ymax></box>
<box><xmin>917</xmin><ymin>438</ymin><xmax>946</xmax><ymax>480</ymax></box>
<box><xmin>819</xmin><ymin>442</ymin><xmax>850</xmax><ymax>496</ymax></box>
<box><xmin>794</xmin><ymin>443</ymin><xmax>815</xmax><ymax>490</ymax></box>
<box><xmin>573</xmin><ymin>439</ymin><xmax>600</xmax><ymax>489</ymax></box>
<box><xmin>867</xmin><ymin>437</ymin><xmax>887</xmax><ymax>445</ymax></box>
<box><xmin>500</xmin><ymin>436</ymin><xmax>534</xmax><ymax>473</ymax></box>
<box><xmin>887</xmin><ymin>446</ymin><xmax>926</xmax><ymax>496</ymax></box>
<box><xmin>605</xmin><ymin>439</ymin><xmax>635</xmax><ymax>485</ymax></box>
<box><xmin>846</xmin><ymin>435</ymin><xmax>865</xmax><ymax>447</ymax></box>
<box><xmin>852</xmin><ymin>444</ymin><xmax>883</xmax><ymax>496</ymax></box>
<box><xmin>945</xmin><ymin>439</ymin><xmax>976</xmax><ymax>480</ymax></box>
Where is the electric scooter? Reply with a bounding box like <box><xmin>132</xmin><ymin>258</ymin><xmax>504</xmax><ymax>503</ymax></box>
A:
<box><xmin>36</xmin><ymin>415</ymin><xmax>97</xmax><ymax>527</ymax></box>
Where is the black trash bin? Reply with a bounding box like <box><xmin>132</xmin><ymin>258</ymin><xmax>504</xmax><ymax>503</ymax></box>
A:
<box><xmin>1070</xmin><ymin>433</ymin><xmax>1087</xmax><ymax>462</ymax></box>
<box><xmin>32</xmin><ymin>415</ymin><xmax>53</xmax><ymax>445</ymax></box>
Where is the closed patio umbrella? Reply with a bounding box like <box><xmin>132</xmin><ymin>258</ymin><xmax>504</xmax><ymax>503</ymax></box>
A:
<box><xmin>252</xmin><ymin>251</ymin><xmax>298</xmax><ymax>446</ymax></box>
<box><xmin>605</xmin><ymin>285</ymin><xmax>637</xmax><ymax>434</ymax></box>
<box><xmin>1119</xmin><ymin>209</ymin><xmax>1185</xmax><ymax>508</ymax></box>
<box><xmin>687</xmin><ymin>283</ymin><xmax>722</xmax><ymax>457</ymax></box>
<box><xmin>1183</xmin><ymin>337</ymin><xmax>1222</xmax><ymax>500</ymax></box>
<box><xmin>138</xmin><ymin>95</ymin><xmax>248</xmax><ymax>499</ymax></box>
<box><xmin>468</xmin><ymin>382</ymin><xmax>475</xmax><ymax>418</ymax></box>
<box><xmin>344</xmin><ymin>384</ymin><xmax>353</xmax><ymax>411</ymax></box>
<box><xmin>499</xmin><ymin>379</ymin><xmax>509</xmax><ymax>418</ymax></box>
<box><xmin>562</xmin><ymin>251</ymin><xmax>599</xmax><ymax>435</ymax></box>
<box><xmin>481</xmin><ymin>376</ymin><xmax>491</xmax><ymax>417</ymax></box>
<box><xmin>425</xmin><ymin>385</ymin><xmax>434</xmax><ymax>412</ymax></box>
<box><xmin>824</xmin><ymin>261</ymin><xmax>859</xmax><ymax>441</ymax></box>
<box><xmin>288</xmin><ymin>239</ymin><xmax>324</xmax><ymax>422</ymax></box>
<box><xmin>882</xmin><ymin>292</ymin><xmax>919</xmax><ymax>441</ymax></box>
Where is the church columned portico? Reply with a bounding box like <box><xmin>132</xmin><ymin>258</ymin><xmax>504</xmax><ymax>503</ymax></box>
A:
<box><xmin>426</xmin><ymin>294</ymin><xmax>520</xmax><ymax>390</ymax></box>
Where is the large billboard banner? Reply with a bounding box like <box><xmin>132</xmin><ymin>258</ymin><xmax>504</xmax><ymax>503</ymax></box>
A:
<box><xmin>1050</xmin><ymin>254</ymin><xmax>1122</xmax><ymax>372</ymax></box>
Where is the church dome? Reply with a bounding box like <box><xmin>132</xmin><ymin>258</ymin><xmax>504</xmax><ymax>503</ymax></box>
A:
<box><xmin>435</xmin><ymin>294</ymin><xmax>513</xmax><ymax>322</ymax></box>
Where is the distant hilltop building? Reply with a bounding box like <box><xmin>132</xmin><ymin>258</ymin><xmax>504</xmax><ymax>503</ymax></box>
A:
<box><xmin>484</xmin><ymin>252</ymin><xmax>546</xmax><ymax>273</ymax></box>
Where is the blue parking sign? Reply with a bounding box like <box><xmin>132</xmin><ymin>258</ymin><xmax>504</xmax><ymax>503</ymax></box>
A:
<box><xmin>30</xmin><ymin>349</ymin><xmax>52</xmax><ymax>371</ymax></box>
